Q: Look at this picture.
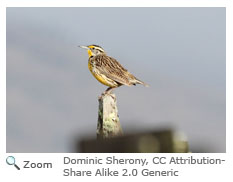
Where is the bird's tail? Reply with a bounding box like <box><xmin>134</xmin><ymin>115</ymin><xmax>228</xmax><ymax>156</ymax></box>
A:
<box><xmin>135</xmin><ymin>78</ymin><xmax>149</xmax><ymax>87</ymax></box>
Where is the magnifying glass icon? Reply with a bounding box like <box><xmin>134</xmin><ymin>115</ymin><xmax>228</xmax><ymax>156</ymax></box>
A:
<box><xmin>6</xmin><ymin>156</ymin><xmax>20</xmax><ymax>170</ymax></box>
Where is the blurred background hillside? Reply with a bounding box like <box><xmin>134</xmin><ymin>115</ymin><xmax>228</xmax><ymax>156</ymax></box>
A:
<box><xmin>6</xmin><ymin>8</ymin><xmax>226</xmax><ymax>152</ymax></box>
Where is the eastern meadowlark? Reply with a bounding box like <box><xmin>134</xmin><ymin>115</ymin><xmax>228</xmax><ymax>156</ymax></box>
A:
<box><xmin>79</xmin><ymin>44</ymin><xmax>148</xmax><ymax>93</ymax></box>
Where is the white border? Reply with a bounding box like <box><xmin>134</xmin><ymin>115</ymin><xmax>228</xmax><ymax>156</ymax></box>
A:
<box><xmin>0</xmin><ymin>3</ymin><xmax>6</xmax><ymax>155</ymax></box>
<box><xmin>1</xmin><ymin>0</ymin><xmax>232</xmax><ymax>181</ymax></box>
<box><xmin>1</xmin><ymin>0</ymin><xmax>230</xmax><ymax>7</ymax></box>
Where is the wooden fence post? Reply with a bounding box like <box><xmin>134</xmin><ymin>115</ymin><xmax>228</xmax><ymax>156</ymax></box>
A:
<box><xmin>97</xmin><ymin>93</ymin><xmax>123</xmax><ymax>139</ymax></box>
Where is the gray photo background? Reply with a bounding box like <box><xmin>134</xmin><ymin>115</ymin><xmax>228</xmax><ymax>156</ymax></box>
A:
<box><xmin>6</xmin><ymin>8</ymin><xmax>226</xmax><ymax>152</ymax></box>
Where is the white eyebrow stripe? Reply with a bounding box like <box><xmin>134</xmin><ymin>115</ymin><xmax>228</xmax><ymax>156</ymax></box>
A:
<box><xmin>95</xmin><ymin>47</ymin><xmax>105</xmax><ymax>52</ymax></box>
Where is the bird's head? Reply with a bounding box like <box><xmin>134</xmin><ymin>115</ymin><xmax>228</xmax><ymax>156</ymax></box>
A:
<box><xmin>79</xmin><ymin>44</ymin><xmax>105</xmax><ymax>57</ymax></box>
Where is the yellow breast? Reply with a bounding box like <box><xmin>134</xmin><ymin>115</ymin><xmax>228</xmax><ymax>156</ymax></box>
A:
<box><xmin>88</xmin><ymin>60</ymin><xmax>117</xmax><ymax>87</ymax></box>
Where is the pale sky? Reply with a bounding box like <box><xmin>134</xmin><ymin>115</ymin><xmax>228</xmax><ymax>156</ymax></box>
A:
<box><xmin>7</xmin><ymin>8</ymin><xmax>226</xmax><ymax>152</ymax></box>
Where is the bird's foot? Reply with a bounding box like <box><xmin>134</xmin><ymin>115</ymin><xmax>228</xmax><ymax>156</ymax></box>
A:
<box><xmin>105</xmin><ymin>87</ymin><xmax>115</xmax><ymax>94</ymax></box>
<box><xmin>98</xmin><ymin>87</ymin><xmax>115</xmax><ymax>100</ymax></box>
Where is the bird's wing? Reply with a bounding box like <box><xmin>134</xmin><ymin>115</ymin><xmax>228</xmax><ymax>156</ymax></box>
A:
<box><xmin>94</xmin><ymin>54</ymin><xmax>133</xmax><ymax>86</ymax></box>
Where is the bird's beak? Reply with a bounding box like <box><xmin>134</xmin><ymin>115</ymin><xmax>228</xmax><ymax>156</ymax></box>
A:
<box><xmin>79</xmin><ymin>45</ymin><xmax>89</xmax><ymax>49</ymax></box>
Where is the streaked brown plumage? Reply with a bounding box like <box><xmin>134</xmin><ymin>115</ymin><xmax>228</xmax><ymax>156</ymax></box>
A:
<box><xmin>79</xmin><ymin>44</ymin><xmax>148</xmax><ymax>93</ymax></box>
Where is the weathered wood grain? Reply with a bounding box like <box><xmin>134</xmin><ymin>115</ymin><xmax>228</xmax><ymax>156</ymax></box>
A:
<box><xmin>97</xmin><ymin>93</ymin><xmax>123</xmax><ymax>139</ymax></box>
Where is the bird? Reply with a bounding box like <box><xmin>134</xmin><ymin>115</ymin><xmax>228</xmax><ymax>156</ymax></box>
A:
<box><xmin>79</xmin><ymin>44</ymin><xmax>148</xmax><ymax>94</ymax></box>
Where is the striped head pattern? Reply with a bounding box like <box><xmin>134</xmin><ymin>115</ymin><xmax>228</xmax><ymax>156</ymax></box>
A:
<box><xmin>79</xmin><ymin>44</ymin><xmax>105</xmax><ymax>57</ymax></box>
